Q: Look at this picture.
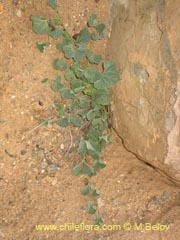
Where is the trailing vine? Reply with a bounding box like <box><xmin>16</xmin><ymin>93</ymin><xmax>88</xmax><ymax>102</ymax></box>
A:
<box><xmin>31</xmin><ymin>0</ymin><xmax>120</xmax><ymax>224</ymax></box>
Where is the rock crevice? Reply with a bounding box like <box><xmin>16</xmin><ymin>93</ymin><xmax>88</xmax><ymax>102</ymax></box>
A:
<box><xmin>108</xmin><ymin>0</ymin><xmax>180</xmax><ymax>182</ymax></box>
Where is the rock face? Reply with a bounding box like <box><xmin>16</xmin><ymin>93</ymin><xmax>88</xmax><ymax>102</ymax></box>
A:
<box><xmin>107</xmin><ymin>0</ymin><xmax>180</xmax><ymax>182</ymax></box>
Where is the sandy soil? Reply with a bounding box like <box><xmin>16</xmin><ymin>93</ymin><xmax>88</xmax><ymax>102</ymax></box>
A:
<box><xmin>0</xmin><ymin>1</ymin><xmax>180</xmax><ymax>239</ymax></box>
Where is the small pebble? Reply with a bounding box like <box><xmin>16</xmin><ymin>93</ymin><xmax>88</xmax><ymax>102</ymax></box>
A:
<box><xmin>38</xmin><ymin>100</ymin><xmax>43</xmax><ymax>106</ymax></box>
<box><xmin>97</xmin><ymin>198</ymin><xmax>105</xmax><ymax>207</ymax></box>
<box><xmin>47</xmin><ymin>164</ymin><xmax>59</xmax><ymax>174</ymax></box>
<box><xmin>20</xmin><ymin>149</ymin><xmax>26</xmax><ymax>155</ymax></box>
<box><xmin>40</xmin><ymin>161</ymin><xmax>48</xmax><ymax>169</ymax></box>
<box><xmin>60</xmin><ymin>144</ymin><xmax>65</xmax><ymax>150</ymax></box>
<box><xmin>15</xmin><ymin>9</ymin><xmax>22</xmax><ymax>17</ymax></box>
<box><xmin>37</xmin><ymin>150</ymin><xmax>44</xmax><ymax>158</ymax></box>
<box><xmin>52</xmin><ymin>179</ymin><xmax>58</xmax><ymax>186</ymax></box>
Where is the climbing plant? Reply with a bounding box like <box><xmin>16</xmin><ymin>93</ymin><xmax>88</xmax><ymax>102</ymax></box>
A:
<box><xmin>31</xmin><ymin>0</ymin><xmax>120</xmax><ymax>224</ymax></box>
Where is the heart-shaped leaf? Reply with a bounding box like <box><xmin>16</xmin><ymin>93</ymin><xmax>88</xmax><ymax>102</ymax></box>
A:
<box><xmin>48</xmin><ymin>0</ymin><xmax>58</xmax><ymax>9</ymax></box>
<box><xmin>31</xmin><ymin>16</ymin><xmax>49</xmax><ymax>34</ymax></box>
<box><xmin>94</xmin><ymin>61</ymin><xmax>120</xmax><ymax>89</ymax></box>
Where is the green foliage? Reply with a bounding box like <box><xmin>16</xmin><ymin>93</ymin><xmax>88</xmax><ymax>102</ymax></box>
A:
<box><xmin>88</xmin><ymin>14</ymin><xmax>97</xmax><ymax>27</ymax></box>
<box><xmin>31</xmin><ymin>1</ymin><xmax>120</xmax><ymax>224</ymax></box>
<box><xmin>76</xmin><ymin>28</ymin><xmax>91</xmax><ymax>46</ymax></box>
<box><xmin>87</xmin><ymin>201</ymin><xmax>97</xmax><ymax>214</ymax></box>
<box><xmin>94</xmin><ymin>216</ymin><xmax>103</xmax><ymax>225</ymax></box>
<box><xmin>31</xmin><ymin>15</ymin><xmax>49</xmax><ymax>34</ymax></box>
<box><xmin>53</xmin><ymin>59</ymin><xmax>67</xmax><ymax>71</ymax></box>
<box><xmin>48</xmin><ymin>0</ymin><xmax>58</xmax><ymax>9</ymax></box>
<box><xmin>57</xmin><ymin>117</ymin><xmax>69</xmax><ymax>127</ymax></box>
<box><xmin>36</xmin><ymin>42</ymin><xmax>49</xmax><ymax>52</ymax></box>
<box><xmin>49</xmin><ymin>29</ymin><xmax>63</xmax><ymax>39</ymax></box>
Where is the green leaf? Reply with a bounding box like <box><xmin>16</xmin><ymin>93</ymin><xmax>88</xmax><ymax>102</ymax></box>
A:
<box><xmin>91</xmin><ymin>118</ymin><xmax>102</xmax><ymax>126</ymax></box>
<box><xmin>78</xmin><ymin>109</ymin><xmax>89</xmax><ymax>117</ymax></box>
<box><xmin>78</xmin><ymin>139</ymin><xmax>86</xmax><ymax>155</ymax></box>
<box><xmin>36</xmin><ymin>42</ymin><xmax>49</xmax><ymax>52</ymax></box>
<box><xmin>52</xmin><ymin>75</ymin><xmax>61</xmax><ymax>83</ymax></box>
<box><xmin>93</xmin><ymin>160</ymin><xmax>106</xmax><ymax>171</ymax></box>
<box><xmin>65</xmin><ymin>101</ymin><xmax>79</xmax><ymax>113</ymax></box>
<box><xmin>87</xmin><ymin>51</ymin><xmax>102</xmax><ymax>64</ymax></box>
<box><xmin>78</xmin><ymin>138</ymin><xmax>87</xmax><ymax>156</ymax></box>
<box><xmin>63</xmin><ymin>44</ymin><xmax>74</xmax><ymax>59</ymax></box>
<box><xmin>64</xmin><ymin>70</ymin><xmax>75</xmax><ymax>80</ymax></box>
<box><xmin>57</xmin><ymin>117</ymin><xmax>69</xmax><ymax>127</ymax></box>
<box><xmin>60</xmin><ymin>88</ymin><xmax>75</xmax><ymax>99</ymax></box>
<box><xmin>99</xmin><ymin>120</ymin><xmax>108</xmax><ymax>132</ymax></box>
<box><xmin>94</xmin><ymin>61</ymin><xmax>120</xmax><ymax>89</ymax></box>
<box><xmin>42</xmin><ymin>78</ymin><xmax>48</xmax><ymax>83</ymax></box>
<box><xmin>96</xmin><ymin>23</ymin><xmax>106</xmax><ymax>34</ymax></box>
<box><xmin>52</xmin><ymin>18</ymin><xmax>60</xmax><ymax>26</ymax></box>
<box><xmin>71</xmin><ymin>79</ymin><xmax>84</xmax><ymax>93</ymax></box>
<box><xmin>83</xmin><ymin>68</ymin><xmax>100</xmax><ymax>83</ymax></box>
<box><xmin>74</xmin><ymin>48</ymin><xmax>87</xmax><ymax>62</ymax></box>
<box><xmin>86</xmin><ymin>108</ymin><xmax>100</xmax><ymax>121</ymax></box>
<box><xmin>73</xmin><ymin>164</ymin><xmax>81</xmax><ymax>176</ymax></box>
<box><xmin>56</xmin><ymin>42</ymin><xmax>64</xmax><ymax>51</ymax></box>
<box><xmin>87</xmin><ymin>201</ymin><xmax>96</xmax><ymax>214</ymax></box>
<box><xmin>49</xmin><ymin>29</ymin><xmax>63</xmax><ymax>39</ymax></box>
<box><xmin>76</xmin><ymin>28</ymin><xmax>91</xmax><ymax>46</ymax></box>
<box><xmin>94</xmin><ymin>217</ymin><xmax>103</xmax><ymax>225</ymax></box>
<box><xmin>93</xmin><ymin>90</ymin><xmax>111</xmax><ymax>105</ymax></box>
<box><xmin>51</xmin><ymin>75</ymin><xmax>63</xmax><ymax>91</ymax></box>
<box><xmin>85</xmin><ymin>140</ymin><xmax>96</xmax><ymax>151</ymax></box>
<box><xmin>88</xmin><ymin>150</ymin><xmax>100</xmax><ymax>159</ymax></box>
<box><xmin>85</xmin><ymin>140</ymin><xmax>100</xmax><ymax>159</ymax></box>
<box><xmin>79</xmin><ymin>96</ymin><xmax>90</xmax><ymax>108</ymax></box>
<box><xmin>57</xmin><ymin>35</ymin><xmax>73</xmax><ymax>51</ymax></box>
<box><xmin>89</xmin><ymin>183</ymin><xmax>100</xmax><ymax>197</ymax></box>
<box><xmin>81</xmin><ymin>186</ymin><xmax>89</xmax><ymax>196</ymax></box>
<box><xmin>31</xmin><ymin>16</ymin><xmax>49</xmax><ymax>34</ymax></box>
<box><xmin>86</xmin><ymin>109</ymin><xmax>95</xmax><ymax>121</ymax></box>
<box><xmin>52</xmin><ymin>59</ymin><xmax>67</xmax><ymax>71</ymax></box>
<box><xmin>51</xmin><ymin>84</ymin><xmax>63</xmax><ymax>91</ymax></box>
<box><xmin>48</xmin><ymin>0</ymin><xmax>58</xmax><ymax>9</ymax></box>
<box><xmin>51</xmin><ymin>83</ymin><xmax>63</xmax><ymax>92</ymax></box>
<box><xmin>90</xmin><ymin>139</ymin><xmax>101</xmax><ymax>152</ymax></box>
<box><xmin>88</xmin><ymin>206</ymin><xmax>96</xmax><ymax>214</ymax></box>
<box><xmin>91</xmin><ymin>32</ymin><xmax>97</xmax><ymax>40</ymax></box>
<box><xmin>55</xmin><ymin>103</ymin><xmax>65</xmax><ymax>115</ymax></box>
<box><xmin>93</xmin><ymin>55</ymin><xmax>102</xmax><ymax>64</ymax></box>
<box><xmin>91</xmin><ymin>32</ymin><xmax>102</xmax><ymax>41</ymax></box>
<box><xmin>70</xmin><ymin>115</ymin><xmax>83</xmax><ymax>127</ymax></box>
<box><xmin>81</xmin><ymin>162</ymin><xmax>94</xmax><ymax>176</ymax></box>
<box><xmin>39</xmin><ymin>118</ymin><xmax>51</xmax><ymax>126</ymax></box>
<box><xmin>92</xmin><ymin>189</ymin><xmax>100</xmax><ymax>197</ymax></box>
<box><xmin>70</xmin><ymin>62</ymin><xmax>83</xmax><ymax>78</ymax></box>
<box><xmin>88</xmin><ymin>14</ymin><xmax>97</xmax><ymax>27</ymax></box>
<box><xmin>86</xmin><ymin>126</ymin><xmax>102</xmax><ymax>142</ymax></box>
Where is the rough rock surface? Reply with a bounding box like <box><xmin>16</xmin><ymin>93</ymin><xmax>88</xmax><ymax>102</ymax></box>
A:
<box><xmin>107</xmin><ymin>0</ymin><xmax>180</xmax><ymax>182</ymax></box>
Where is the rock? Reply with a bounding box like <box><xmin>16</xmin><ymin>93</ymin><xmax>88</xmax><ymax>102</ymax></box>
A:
<box><xmin>97</xmin><ymin>198</ymin><xmax>105</xmax><ymax>208</ymax></box>
<box><xmin>47</xmin><ymin>163</ymin><xmax>59</xmax><ymax>175</ymax></box>
<box><xmin>40</xmin><ymin>161</ymin><xmax>48</xmax><ymax>169</ymax></box>
<box><xmin>15</xmin><ymin>9</ymin><xmax>22</xmax><ymax>17</ymax></box>
<box><xmin>108</xmin><ymin>0</ymin><xmax>180</xmax><ymax>183</ymax></box>
<box><xmin>20</xmin><ymin>149</ymin><xmax>26</xmax><ymax>155</ymax></box>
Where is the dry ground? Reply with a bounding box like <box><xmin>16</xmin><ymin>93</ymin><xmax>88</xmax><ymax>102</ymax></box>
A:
<box><xmin>0</xmin><ymin>0</ymin><xmax>180</xmax><ymax>239</ymax></box>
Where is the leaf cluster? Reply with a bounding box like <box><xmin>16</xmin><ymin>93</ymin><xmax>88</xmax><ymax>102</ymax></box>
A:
<box><xmin>31</xmin><ymin>0</ymin><xmax>120</xmax><ymax>224</ymax></box>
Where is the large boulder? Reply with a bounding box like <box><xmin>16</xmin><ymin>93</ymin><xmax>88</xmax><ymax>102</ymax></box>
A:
<box><xmin>107</xmin><ymin>0</ymin><xmax>180</xmax><ymax>183</ymax></box>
